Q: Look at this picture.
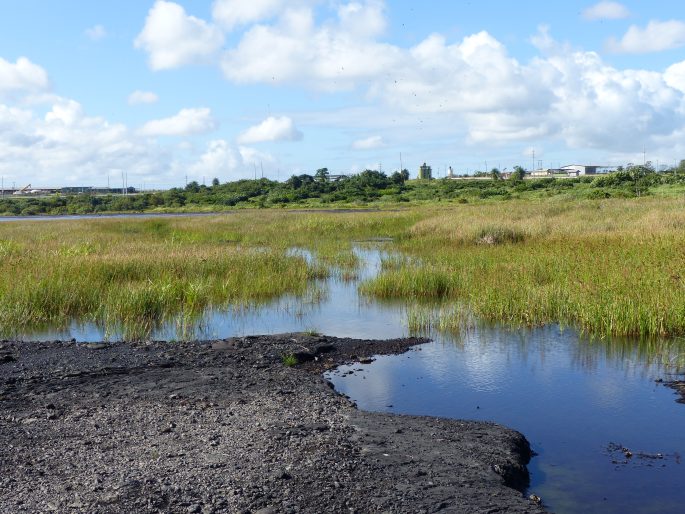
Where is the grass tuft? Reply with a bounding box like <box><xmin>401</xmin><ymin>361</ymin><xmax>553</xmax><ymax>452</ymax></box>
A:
<box><xmin>282</xmin><ymin>354</ymin><xmax>298</xmax><ymax>367</ymax></box>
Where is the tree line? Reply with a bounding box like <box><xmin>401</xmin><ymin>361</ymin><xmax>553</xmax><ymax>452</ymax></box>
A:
<box><xmin>1</xmin><ymin>163</ymin><xmax>684</xmax><ymax>216</ymax></box>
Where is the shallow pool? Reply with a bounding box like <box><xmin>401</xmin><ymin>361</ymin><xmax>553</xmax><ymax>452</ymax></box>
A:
<box><xmin>15</xmin><ymin>245</ymin><xmax>685</xmax><ymax>513</ymax></box>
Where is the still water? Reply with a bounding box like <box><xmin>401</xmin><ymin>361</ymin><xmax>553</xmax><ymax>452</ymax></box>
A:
<box><xmin>18</xmin><ymin>246</ymin><xmax>685</xmax><ymax>514</ymax></box>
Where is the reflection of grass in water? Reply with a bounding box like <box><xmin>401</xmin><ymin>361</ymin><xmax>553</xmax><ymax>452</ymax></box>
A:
<box><xmin>592</xmin><ymin>335</ymin><xmax>685</xmax><ymax>371</ymax></box>
<box><xmin>406</xmin><ymin>304</ymin><xmax>476</xmax><ymax>337</ymax></box>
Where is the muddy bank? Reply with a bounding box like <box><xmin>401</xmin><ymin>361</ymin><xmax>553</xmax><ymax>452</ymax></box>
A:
<box><xmin>665</xmin><ymin>379</ymin><xmax>685</xmax><ymax>404</ymax></box>
<box><xmin>0</xmin><ymin>335</ymin><xmax>545</xmax><ymax>513</ymax></box>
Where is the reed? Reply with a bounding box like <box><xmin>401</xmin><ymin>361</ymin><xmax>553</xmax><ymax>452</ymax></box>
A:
<box><xmin>4</xmin><ymin>197</ymin><xmax>685</xmax><ymax>340</ymax></box>
<box><xmin>362</xmin><ymin>197</ymin><xmax>685</xmax><ymax>338</ymax></box>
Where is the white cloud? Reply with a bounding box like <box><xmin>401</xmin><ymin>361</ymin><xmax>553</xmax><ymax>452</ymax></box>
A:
<box><xmin>665</xmin><ymin>60</ymin><xmax>685</xmax><ymax>94</ymax></box>
<box><xmin>85</xmin><ymin>25</ymin><xmax>107</xmax><ymax>41</ymax></box>
<box><xmin>138</xmin><ymin>108</ymin><xmax>218</xmax><ymax>136</ymax></box>
<box><xmin>607</xmin><ymin>20</ymin><xmax>685</xmax><ymax>53</ymax></box>
<box><xmin>190</xmin><ymin>139</ymin><xmax>240</xmax><ymax>175</ymax></box>
<box><xmin>582</xmin><ymin>2</ymin><xmax>630</xmax><ymax>21</ymax></box>
<box><xmin>190</xmin><ymin>139</ymin><xmax>275</xmax><ymax>177</ymax></box>
<box><xmin>128</xmin><ymin>90</ymin><xmax>159</xmax><ymax>105</ymax></box>
<box><xmin>352</xmin><ymin>135</ymin><xmax>383</xmax><ymax>150</ymax></box>
<box><xmin>0</xmin><ymin>57</ymin><xmax>49</xmax><ymax>99</ymax></box>
<box><xmin>221</xmin><ymin>4</ymin><xmax>402</xmax><ymax>90</ymax></box>
<box><xmin>135</xmin><ymin>0</ymin><xmax>224</xmax><ymax>70</ymax></box>
<box><xmin>0</xmin><ymin>97</ymin><xmax>174</xmax><ymax>185</ymax></box>
<box><xmin>237</xmin><ymin>116</ymin><xmax>302</xmax><ymax>144</ymax></box>
<box><xmin>212</xmin><ymin>0</ymin><xmax>285</xmax><ymax>30</ymax></box>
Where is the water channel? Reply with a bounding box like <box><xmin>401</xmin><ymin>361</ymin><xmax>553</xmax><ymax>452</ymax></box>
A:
<box><xmin>11</xmin><ymin>244</ymin><xmax>685</xmax><ymax>513</ymax></box>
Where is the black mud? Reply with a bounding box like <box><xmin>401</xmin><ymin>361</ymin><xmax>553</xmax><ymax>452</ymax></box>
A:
<box><xmin>0</xmin><ymin>335</ymin><xmax>545</xmax><ymax>513</ymax></box>
<box><xmin>665</xmin><ymin>379</ymin><xmax>685</xmax><ymax>404</ymax></box>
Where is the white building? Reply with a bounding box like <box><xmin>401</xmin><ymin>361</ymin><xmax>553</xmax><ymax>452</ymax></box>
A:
<box><xmin>560</xmin><ymin>165</ymin><xmax>600</xmax><ymax>177</ymax></box>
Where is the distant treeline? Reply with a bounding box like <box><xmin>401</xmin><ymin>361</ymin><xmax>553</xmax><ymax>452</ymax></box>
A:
<box><xmin>1</xmin><ymin>165</ymin><xmax>684</xmax><ymax>216</ymax></box>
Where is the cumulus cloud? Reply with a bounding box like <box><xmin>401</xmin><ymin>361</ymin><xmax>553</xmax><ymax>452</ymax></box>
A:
<box><xmin>607</xmin><ymin>20</ymin><xmax>685</xmax><ymax>53</ymax></box>
<box><xmin>138</xmin><ymin>108</ymin><xmax>218</xmax><ymax>136</ymax></box>
<box><xmin>128</xmin><ymin>90</ymin><xmax>159</xmax><ymax>105</ymax></box>
<box><xmin>665</xmin><ymin>60</ymin><xmax>685</xmax><ymax>93</ymax></box>
<box><xmin>85</xmin><ymin>25</ymin><xmax>107</xmax><ymax>41</ymax></box>
<box><xmin>582</xmin><ymin>2</ymin><xmax>630</xmax><ymax>21</ymax></box>
<box><xmin>0</xmin><ymin>97</ymin><xmax>173</xmax><ymax>185</ymax></box>
<box><xmin>221</xmin><ymin>4</ymin><xmax>401</xmax><ymax>90</ymax></box>
<box><xmin>190</xmin><ymin>139</ymin><xmax>275</xmax><ymax>177</ymax></box>
<box><xmin>352</xmin><ymin>135</ymin><xmax>383</xmax><ymax>150</ymax></box>
<box><xmin>0</xmin><ymin>57</ymin><xmax>49</xmax><ymax>99</ymax></box>
<box><xmin>135</xmin><ymin>0</ymin><xmax>224</xmax><ymax>70</ymax></box>
<box><xmin>212</xmin><ymin>0</ymin><xmax>285</xmax><ymax>30</ymax></box>
<box><xmin>237</xmin><ymin>116</ymin><xmax>302</xmax><ymax>144</ymax></box>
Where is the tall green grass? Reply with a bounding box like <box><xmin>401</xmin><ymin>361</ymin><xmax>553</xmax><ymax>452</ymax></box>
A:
<box><xmin>3</xmin><ymin>198</ymin><xmax>685</xmax><ymax>341</ymax></box>
<box><xmin>361</xmin><ymin>197</ymin><xmax>685</xmax><ymax>338</ymax></box>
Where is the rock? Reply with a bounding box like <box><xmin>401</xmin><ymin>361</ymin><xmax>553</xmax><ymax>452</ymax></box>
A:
<box><xmin>84</xmin><ymin>343</ymin><xmax>109</xmax><ymax>350</ymax></box>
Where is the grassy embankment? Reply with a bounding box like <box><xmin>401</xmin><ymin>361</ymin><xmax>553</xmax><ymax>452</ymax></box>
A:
<box><xmin>1</xmin><ymin>197</ymin><xmax>685</xmax><ymax>345</ymax></box>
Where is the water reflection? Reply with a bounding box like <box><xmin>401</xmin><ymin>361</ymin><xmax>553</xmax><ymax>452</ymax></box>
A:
<box><xmin>9</xmin><ymin>245</ymin><xmax>685</xmax><ymax>513</ymax></box>
<box><xmin>329</xmin><ymin>325</ymin><xmax>685</xmax><ymax>514</ymax></box>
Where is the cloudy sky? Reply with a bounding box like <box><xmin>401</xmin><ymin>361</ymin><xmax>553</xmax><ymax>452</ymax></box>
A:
<box><xmin>1</xmin><ymin>0</ymin><xmax>685</xmax><ymax>187</ymax></box>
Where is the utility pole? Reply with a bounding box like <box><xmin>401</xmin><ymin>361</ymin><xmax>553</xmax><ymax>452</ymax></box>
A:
<box><xmin>1</xmin><ymin>176</ymin><xmax>3</xmax><ymax>197</ymax></box>
<box><xmin>121</xmin><ymin>171</ymin><xmax>125</xmax><ymax>196</ymax></box>
<box><xmin>253</xmin><ymin>163</ymin><xmax>257</xmax><ymax>180</ymax></box>
<box><xmin>532</xmin><ymin>149</ymin><xmax>535</xmax><ymax>171</ymax></box>
<box><xmin>260</xmin><ymin>161</ymin><xmax>264</xmax><ymax>178</ymax></box>
<box><xmin>643</xmin><ymin>146</ymin><xmax>646</xmax><ymax>165</ymax></box>
<box><xmin>400</xmin><ymin>152</ymin><xmax>403</xmax><ymax>173</ymax></box>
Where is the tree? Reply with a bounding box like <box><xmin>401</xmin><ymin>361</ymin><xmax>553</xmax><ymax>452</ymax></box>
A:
<box><xmin>185</xmin><ymin>181</ymin><xmax>200</xmax><ymax>193</ymax></box>
<box><xmin>390</xmin><ymin>169</ymin><xmax>410</xmax><ymax>185</ymax></box>
<box><xmin>315</xmin><ymin>168</ymin><xmax>330</xmax><ymax>182</ymax></box>
<box><xmin>211</xmin><ymin>177</ymin><xmax>220</xmax><ymax>187</ymax></box>
<box><xmin>510</xmin><ymin>166</ymin><xmax>526</xmax><ymax>181</ymax></box>
<box><xmin>490</xmin><ymin>167</ymin><xmax>502</xmax><ymax>181</ymax></box>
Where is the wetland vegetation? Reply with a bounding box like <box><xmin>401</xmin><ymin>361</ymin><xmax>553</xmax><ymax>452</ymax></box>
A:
<box><xmin>2</xmin><ymin>164</ymin><xmax>685</xmax><ymax>216</ymax></box>
<box><xmin>2</xmin><ymin>194</ymin><xmax>685</xmax><ymax>341</ymax></box>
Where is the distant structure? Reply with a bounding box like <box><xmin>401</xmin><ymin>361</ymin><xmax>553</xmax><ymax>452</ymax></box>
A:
<box><xmin>560</xmin><ymin>165</ymin><xmax>600</xmax><ymax>177</ymax></box>
<box><xmin>418</xmin><ymin>162</ymin><xmax>433</xmax><ymax>180</ymax></box>
<box><xmin>447</xmin><ymin>166</ymin><xmax>455</xmax><ymax>178</ymax></box>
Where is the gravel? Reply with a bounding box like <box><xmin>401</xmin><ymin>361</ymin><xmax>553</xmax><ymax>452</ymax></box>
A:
<box><xmin>0</xmin><ymin>335</ymin><xmax>546</xmax><ymax>513</ymax></box>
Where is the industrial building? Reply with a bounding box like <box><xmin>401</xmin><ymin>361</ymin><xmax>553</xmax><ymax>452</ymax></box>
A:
<box><xmin>418</xmin><ymin>163</ymin><xmax>433</xmax><ymax>180</ymax></box>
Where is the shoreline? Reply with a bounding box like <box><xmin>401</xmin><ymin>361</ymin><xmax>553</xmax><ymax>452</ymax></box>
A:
<box><xmin>0</xmin><ymin>335</ymin><xmax>545</xmax><ymax>513</ymax></box>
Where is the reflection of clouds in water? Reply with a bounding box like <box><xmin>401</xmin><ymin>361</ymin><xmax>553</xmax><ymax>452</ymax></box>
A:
<box><xmin>588</xmin><ymin>375</ymin><xmax>627</xmax><ymax>410</ymax></box>
<box><xmin>326</xmin><ymin>359</ymin><xmax>395</xmax><ymax>410</ymax></box>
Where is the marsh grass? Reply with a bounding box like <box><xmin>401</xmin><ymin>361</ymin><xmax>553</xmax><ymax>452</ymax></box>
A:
<box><xmin>362</xmin><ymin>197</ymin><xmax>685</xmax><ymax>339</ymax></box>
<box><xmin>4</xmin><ymin>198</ymin><xmax>685</xmax><ymax>341</ymax></box>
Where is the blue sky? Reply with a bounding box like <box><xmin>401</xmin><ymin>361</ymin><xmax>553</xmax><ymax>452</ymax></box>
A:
<box><xmin>1</xmin><ymin>0</ymin><xmax>684</xmax><ymax>187</ymax></box>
